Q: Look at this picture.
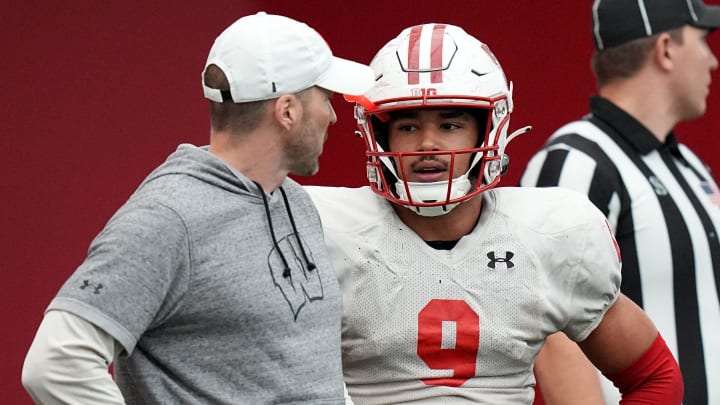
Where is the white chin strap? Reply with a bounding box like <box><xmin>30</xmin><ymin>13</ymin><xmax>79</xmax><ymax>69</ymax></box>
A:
<box><xmin>394</xmin><ymin>174</ymin><xmax>472</xmax><ymax>217</ymax></box>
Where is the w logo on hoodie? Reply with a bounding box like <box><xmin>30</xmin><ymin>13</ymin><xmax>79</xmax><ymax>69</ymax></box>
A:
<box><xmin>268</xmin><ymin>233</ymin><xmax>324</xmax><ymax>321</ymax></box>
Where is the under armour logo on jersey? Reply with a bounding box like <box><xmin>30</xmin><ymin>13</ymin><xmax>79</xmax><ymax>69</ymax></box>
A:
<box><xmin>487</xmin><ymin>251</ymin><xmax>515</xmax><ymax>269</ymax></box>
<box><xmin>648</xmin><ymin>176</ymin><xmax>668</xmax><ymax>196</ymax></box>
<box><xmin>80</xmin><ymin>280</ymin><xmax>104</xmax><ymax>294</ymax></box>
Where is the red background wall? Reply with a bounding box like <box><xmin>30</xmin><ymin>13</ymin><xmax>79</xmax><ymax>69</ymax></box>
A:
<box><xmin>4</xmin><ymin>1</ymin><xmax>719</xmax><ymax>402</ymax></box>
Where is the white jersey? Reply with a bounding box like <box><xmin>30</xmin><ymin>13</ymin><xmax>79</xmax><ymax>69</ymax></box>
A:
<box><xmin>306</xmin><ymin>186</ymin><xmax>621</xmax><ymax>405</ymax></box>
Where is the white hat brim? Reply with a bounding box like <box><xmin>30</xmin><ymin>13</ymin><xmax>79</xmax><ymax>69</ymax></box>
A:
<box><xmin>315</xmin><ymin>56</ymin><xmax>375</xmax><ymax>96</ymax></box>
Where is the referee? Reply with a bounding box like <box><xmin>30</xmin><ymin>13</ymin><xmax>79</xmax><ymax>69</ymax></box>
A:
<box><xmin>521</xmin><ymin>0</ymin><xmax>720</xmax><ymax>404</ymax></box>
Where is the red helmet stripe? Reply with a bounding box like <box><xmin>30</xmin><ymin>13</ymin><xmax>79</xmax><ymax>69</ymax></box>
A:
<box><xmin>406</xmin><ymin>24</ymin><xmax>447</xmax><ymax>85</ymax></box>
<box><xmin>407</xmin><ymin>25</ymin><xmax>423</xmax><ymax>85</ymax></box>
<box><xmin>430</xmin><ymin>24</ymin><xmax>446</xmax><ymax>83</ymax></box>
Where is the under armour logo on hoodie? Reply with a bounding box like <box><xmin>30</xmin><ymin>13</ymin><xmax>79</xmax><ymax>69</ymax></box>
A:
<box><xmin>80</xmin><ymin>280</ymin><xmax>104</xmax><ymax>294</ymax></box>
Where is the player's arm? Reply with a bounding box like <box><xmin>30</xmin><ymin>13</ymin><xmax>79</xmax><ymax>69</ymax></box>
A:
<box><xmin>578</xmin><ymin>294</ymin><xmax>683</xmax><ymax>404</ymax></box>
<box><xmin>533</xmin><ymin>332</ymin><xmax>604</xmax><ymax>405</ymax></box>
<box><xmin>22</xmin><ymin>310</ymin><xmax>126</xmax><ymax>404</ymax></box>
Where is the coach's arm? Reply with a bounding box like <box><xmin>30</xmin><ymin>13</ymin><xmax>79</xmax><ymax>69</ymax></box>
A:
<box><xmin>22</xmin><ymin>310</ymin><xmax>125</xmax><ymax>404</ymax></box>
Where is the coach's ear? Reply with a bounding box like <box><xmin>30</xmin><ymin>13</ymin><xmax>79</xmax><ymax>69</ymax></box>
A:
<box><xmin>272</xmin><ymin>93</ymin><xmax>303</xmax><ymax>132</ymax></box>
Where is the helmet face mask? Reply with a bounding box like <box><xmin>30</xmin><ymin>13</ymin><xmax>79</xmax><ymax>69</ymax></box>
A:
<box><xmin>349</xmin><ymin>23</ymin><xmax>528</xmax><ymax>216</ymax></box>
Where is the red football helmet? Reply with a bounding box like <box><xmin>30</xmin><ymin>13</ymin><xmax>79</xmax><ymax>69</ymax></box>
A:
<box><xmin>347</xmin><ymin>23</ymin><xmax>530</xmax><ymax>216</ymax></box>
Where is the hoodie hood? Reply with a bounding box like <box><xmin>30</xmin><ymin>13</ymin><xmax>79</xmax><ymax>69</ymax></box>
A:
<box><xmin>142</xmin><ymin>144</ymin><xmax>258</xmax><ymax>196</ymax></box>
<box><xmin>137</xmin><ymin>143</ymin><xmax>317</xmax><ymax>281</ymax></box>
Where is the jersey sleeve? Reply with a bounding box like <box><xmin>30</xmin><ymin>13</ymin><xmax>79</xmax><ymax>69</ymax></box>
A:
<box><xmin>47</xmin><ymin>198</ymin><xmax>191</xmax><ymax>354</ymax></box>
<box><xmin>562</xmin><ymin>200</ymin><xmax>622</xmax><ymax>342</ymax></box>
<box><xmin>520</xmin><ymin>133</ymin><xmax>623</xmax><ymax>231</ymax></box>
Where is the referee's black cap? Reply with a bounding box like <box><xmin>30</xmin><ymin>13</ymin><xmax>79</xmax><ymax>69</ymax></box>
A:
<box><xmin>592</xmin><ymin>0</ymin><xmax>720</xmax><ymax>50</ymax></box>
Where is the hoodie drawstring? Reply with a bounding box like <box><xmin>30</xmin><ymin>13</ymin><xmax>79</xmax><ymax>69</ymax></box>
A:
<box><xmin>278</xmin><ymin>187</ymin><xmax>317</xmax><ymax>272</ymax></box>
<box><xmin>254</xmin><ymin>182</ymin><xmax>316</xmax><ymax>278</ymax></box>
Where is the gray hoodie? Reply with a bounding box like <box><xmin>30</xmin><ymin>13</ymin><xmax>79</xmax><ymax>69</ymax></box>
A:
<box><xmin>48</xmin><ymin>144</ymin><xmax>344</xmax><ymax>404</ymax></box>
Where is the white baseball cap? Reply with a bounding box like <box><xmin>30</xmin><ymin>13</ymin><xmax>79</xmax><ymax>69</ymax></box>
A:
<box><xmin>202</xmin><ymin>12</ymin><xmax>375</xmax><ymax>103</ymax></box>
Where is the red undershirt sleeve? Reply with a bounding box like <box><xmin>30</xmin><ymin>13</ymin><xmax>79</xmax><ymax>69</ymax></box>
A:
<box><xmin>603</xmin><ymin>334</ymin><xmax>683</xmax><ymax>405</ymax></box>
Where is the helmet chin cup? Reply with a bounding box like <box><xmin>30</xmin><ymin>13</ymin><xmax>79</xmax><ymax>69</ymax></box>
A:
<box><xmin>405</xmin><ymin>203</ymin><xmax>461</xmax><ymax>217</ymax></box>
<box><xmin>394</xmin><ymin>175</ymin><xmax>472</xmax><ymax>217</ymax></box>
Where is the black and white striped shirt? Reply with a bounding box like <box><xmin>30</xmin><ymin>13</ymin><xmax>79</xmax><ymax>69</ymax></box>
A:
<box><xmin>520</xmin><ymin>96</ymin><xmax>720</xmax><ymax>404</ymax></box>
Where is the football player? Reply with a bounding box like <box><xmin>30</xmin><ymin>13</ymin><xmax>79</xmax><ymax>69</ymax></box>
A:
<box><xmin>306</xmin><ymin>23</ymin><xmax>683</xmax><ymax>404</ymax></box>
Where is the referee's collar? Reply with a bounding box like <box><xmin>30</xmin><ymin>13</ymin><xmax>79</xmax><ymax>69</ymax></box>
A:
<box><xmin>589</xmin><ymin>95</ymin><xmax>678</xmax><ymax>156</ymax></box>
